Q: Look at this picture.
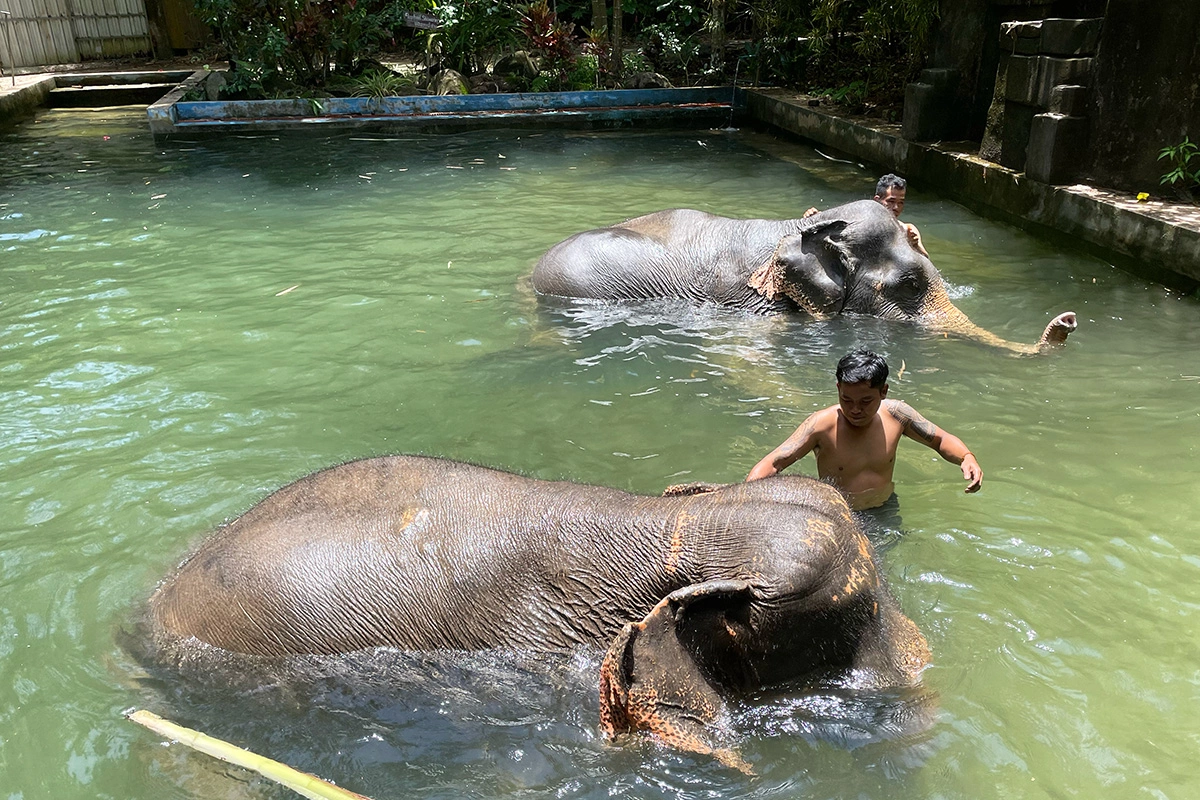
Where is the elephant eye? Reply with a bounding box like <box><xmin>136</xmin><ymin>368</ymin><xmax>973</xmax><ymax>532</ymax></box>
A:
<box><xmin>890</xmin><ymin>273</ymin><xmax>924</xmax><ymax>299</ymax></box>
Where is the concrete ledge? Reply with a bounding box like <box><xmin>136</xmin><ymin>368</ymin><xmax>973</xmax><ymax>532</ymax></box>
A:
<box><xmin>2</xmin><ymin>70</ymin><xmax>197</xmax><ymax>123</ymax></box>
<box><xmin>150</xmin><ymin>86</ymin><xmax>746</xmax><ymax>138</ymax></box>
<box><xmin>0</xmin><ymin>77</ymin><xmax>57</xmax><ymax>126</ymax></box>
<box><xmin>746</xmin><ymin>88</ymin><xmax>1200</xmax><ymax>290</ymax></box>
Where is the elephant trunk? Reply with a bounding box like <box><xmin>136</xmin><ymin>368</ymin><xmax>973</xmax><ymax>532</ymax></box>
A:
<box><xmin>921</xmin><ymin>293</ymin><xmax>1077</xmax><ymax>355</ymax></box>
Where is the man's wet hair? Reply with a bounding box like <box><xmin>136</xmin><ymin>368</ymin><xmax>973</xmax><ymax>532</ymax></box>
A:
<box><xmin>836</xmin><ymin>349</ymin><xmax>889</xmax><ymax>388</ymax></box>
<box><xmin>875</xmin><ymin>173</ymin><xmax>906</xmax><ymax>197</ymax></box>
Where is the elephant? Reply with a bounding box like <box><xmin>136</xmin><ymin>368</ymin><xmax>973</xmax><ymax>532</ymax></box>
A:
<box><xmin>143</xmin><ymin>455</ymin><xmax>930</xmax><ymax>768</ymax></box>
<box><xmin>531</xmin><ymin>199</ymin><xmax>1077</xmax><ymax>355</ymax></box>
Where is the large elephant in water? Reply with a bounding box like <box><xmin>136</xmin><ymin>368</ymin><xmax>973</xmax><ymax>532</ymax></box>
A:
<box><xmin>531</xmin><ymin>199</ymin><xmax>1077</xmax><ymax>354</ymax></box>
<box><xmin>143</xmin><ymin>455</ymin><xmax>929</xmax><ymax>767</ymax></box>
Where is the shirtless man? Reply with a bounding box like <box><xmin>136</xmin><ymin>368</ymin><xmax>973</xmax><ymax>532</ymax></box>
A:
<box><xmin>746</xmin><ymin>349</ymin><xmax>982</xmax><ymax>510</ymax></box>
<box><xmin>803</xmin><ymin>173</ymin><xmax>928</xmax><ymax>257</ymax></box>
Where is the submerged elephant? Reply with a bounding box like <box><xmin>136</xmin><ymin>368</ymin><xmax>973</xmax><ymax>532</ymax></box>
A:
<box><xmin>531</xmin><ymin>199</ymin><xmax>1077</xmax><ymax>354</ymax></box>
<box><xmin>144</xmin><ymin>455</ymin><xmax>929</xmax><ymax>766</ymax></box>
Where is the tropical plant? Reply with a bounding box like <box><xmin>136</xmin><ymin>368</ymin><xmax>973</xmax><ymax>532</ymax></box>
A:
<box><xmin>192</xmin><ymin>0</ymin><xmax>413</xmax><ymax>94</ymax></box>
<box><xmin>812</xmin><ymin>79</ymin><xmax>868</xmax><ymax>106</ymax></box>
<box><xmin>639</xmin><ymin>2</ymin><xmax>706</xmax><ymax>85</ymax></box>
<box><xmin>807</xmin><ymin>0</ymin><xmax>937</xmax><ymax>104</ymax></box>
<box><xmin>351</xmin><ymin>68</ymin><xmax>420</xmax><ymax>97</ymax></box>
<box><xmin>1158</xmin><ymin>136</ymin><xmax>1200</xmax><ymax>200</ymax></box>
<box><xmin>425</xmin><ymin>0</ymin><xmax>521</xmax><ymax>75</ymax></box>
<box><xmin>519</xmin><ymin>0</ymin><xmax>578</xmax><ymax>90</ymax></box>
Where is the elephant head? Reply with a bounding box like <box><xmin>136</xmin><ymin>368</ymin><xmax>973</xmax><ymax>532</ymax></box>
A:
<box><xmin>749</xmin><ymin>200</ymin><xmax>1077</xmax><ymax>354</ymax></box>
<box><xmin>598</xmin><ymin>478</ymin><xmax>931</xmax><ymax>766</ymax></box>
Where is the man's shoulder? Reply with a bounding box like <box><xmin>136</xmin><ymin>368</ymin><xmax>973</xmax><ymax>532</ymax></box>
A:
<box><xmin>882</xmin><ymin>399</ymin><xmax>923</xmax><ymax>427</ymax></box>
<box><xmin>883</xmin><ymin>398</ymin><xmax>918</xmax><ymax>415</ymax></box>
<box><xmin>796</xmin><ymin>405</ymin><xmax>838</xmax><ymax>433</ymax></box>
<box><xmin>811</xmin><ymin>404</ymin><xmax>840</xmax><ymax>424</ymax></box>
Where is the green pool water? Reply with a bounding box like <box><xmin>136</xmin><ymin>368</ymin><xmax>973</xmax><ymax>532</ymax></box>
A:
<box><xmin>2</xmin><ymin>106</ymin><xmax>1198</xmax><ymax>800</ymax></box>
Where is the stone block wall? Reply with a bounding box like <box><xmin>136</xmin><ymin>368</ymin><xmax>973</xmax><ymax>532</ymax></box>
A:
<box><xmin>911</xmin><ymin>1</ymin><xmax>1200</xmax><ymax>194</ymax></box>
<box><xmin>979</xmin><ymin>17</ymin><xmax>1101</xmax><ymax>183</ymax></box>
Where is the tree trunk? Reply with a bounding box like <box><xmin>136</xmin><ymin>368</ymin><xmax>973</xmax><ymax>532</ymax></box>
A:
<box><xmin>710</xmin><ymin>0</ymin><xmax>726</xmax><ymax>76</ymax></box>
<box><xmin>610</xmin><ymin>0</ymin><xmax>623</xmax><ymax>80</ymax></box>
<box><xmin>591</xmin><ymin>0</ymin><xmax>608</xmax><ymax>36</ymax></box>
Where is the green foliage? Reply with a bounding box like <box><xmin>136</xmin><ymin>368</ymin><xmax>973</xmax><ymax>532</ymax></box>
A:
<box><xmin>568</xmin><ymin>53</ymin><xmax>601</xmax><ymax>89</ymax></box>
<box><xmin>519</xmin><ymin>0</ymin><xmax>578</xmax><ymax>89</ymax></box>
<box><xmin>191</xmin><ymin>0</ymin><xmax>941</xmax><ymax>100</ymax></box>
<box><xmin>1158</xmin><ymin>137</ymin><xmax>1200</xmax><ymax>197</ymax></box>
<box><xmin>351</xmin><ymin>68</ymin><xmax>419</xmax><ymax>97</ymax></box>
<box><xmin>639</xmin><ymin>2</ymin><xmax>705</xmax><ymax>85</ymax></box>
<box><xmin>806</xmin><ymin>0</ymin><xmax>938</xmax><ymax>105</ymax></box>
<box><xmin>811</xmin><ymin>79</ymin><xmax>867</xmax><ymax>106</ymax></box>
<box><xmin>623</xmin><ymin>50</ymin><xmax>653</xmax><ymax>74</ymax></box>
<box><xmin>426</xmin><ymin>0</ymin><xmax>520</xmax><ymax>75</ymax></box>
<box><xmin>740</xmin><ymin>0</ymin><xmax>814</xmax><ymax>86</ymax></box>
<box><xmin>193</xmin><ymin>0</ymin><xmax>412</xmax><ymax>93</ymax></box>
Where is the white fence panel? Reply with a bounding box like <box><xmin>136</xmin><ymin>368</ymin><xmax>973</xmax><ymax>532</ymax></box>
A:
<box><xmin>0</xmin><ymin>0</ymin><xmax>77</xmax><ymax>67</ymax></box>
<box><xmin>71</xmin><ymin>0</ymin><xmax>150</xmax><ymax>58</ymax></box>
<box><xmin>0</xmin><ymin>0</ymin><xmax>149</xmax><ymax>69</ymax></box>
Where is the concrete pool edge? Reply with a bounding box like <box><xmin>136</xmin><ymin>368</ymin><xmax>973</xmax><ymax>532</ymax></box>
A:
<box><xmin>746</xmin><ymin>88</ymin><xmax>1200</xmax><ymax>291</ymax></box>
<box><xmin>147</xmin><ymin>86</ymin><xmax>747</xmax><ymax>137</ymax></box>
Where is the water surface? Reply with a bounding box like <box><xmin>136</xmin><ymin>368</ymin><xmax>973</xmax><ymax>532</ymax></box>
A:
<box><xmin>2</xmin><ymin>106</ymin><xmax>1198</xmax><ymax>799</ymax></box>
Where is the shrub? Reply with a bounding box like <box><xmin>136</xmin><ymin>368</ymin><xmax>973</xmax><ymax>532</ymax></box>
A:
<box><xmin>425</xmin><ymin>0</ymin><xmax>521</xmax><ymax>75</ymax></box>
<box><xmin>1158</xmin><ymin>136</ymin><xmax>1200</xmax><ymax>201</ymax></box>
<box><xmin>195</xmin><ymin>0</ymin><xmax>412</xmax><ymax>93</ymax></box>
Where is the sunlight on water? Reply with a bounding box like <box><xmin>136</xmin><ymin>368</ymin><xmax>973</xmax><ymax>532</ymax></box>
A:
<box><xmin>1</xmin><ymin>106</ymin><xmax>1199</xmax><ymax>799</ymax></box>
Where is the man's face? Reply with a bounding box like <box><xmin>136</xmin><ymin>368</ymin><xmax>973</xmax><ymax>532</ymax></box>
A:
<box><xmin>837</xmin><ymin>381</ymin><xmax>888</xmax><ymax>427</ymax></box>
<box><xmin>875</xmin><ymin>186</ymin><xmax>906</xmax><ymax>218</ymax></box>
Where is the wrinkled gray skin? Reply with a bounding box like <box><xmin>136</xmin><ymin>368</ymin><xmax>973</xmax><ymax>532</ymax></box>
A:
<box><xmin>531</xmin><ymin>199</ymin><xmax>1077</xmax><ymax>354</ymax></box>
<box><xmin>145</xmin><ymin>455</ymin><xmax>929</xmax><ymax>763</ymax></box>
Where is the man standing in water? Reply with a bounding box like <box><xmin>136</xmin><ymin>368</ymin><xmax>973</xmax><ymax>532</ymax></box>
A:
<box><xmin>872</xmin><ymin>173</ymin><xmax>929</xmax><ymax>257</ymax></box>
<box><xmin>804</xmin><ymin>173</ymin><xmax>928</xmax><ymax>257</ymax></box>
<box><xmin>746</xmin><ymin>350</ymin><xmax>981</xmax><ymax>510</ymax></box>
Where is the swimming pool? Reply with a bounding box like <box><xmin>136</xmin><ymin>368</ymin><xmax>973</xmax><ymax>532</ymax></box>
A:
<box><xmin>2</xmin><ymin>106</ymin><xmax>1198</xmax><ymax>799</ymax></box>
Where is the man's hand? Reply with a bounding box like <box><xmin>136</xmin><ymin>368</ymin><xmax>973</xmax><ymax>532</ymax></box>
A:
<box><xmin>802</xmin><ymin>207</ymin><xmax>819</xmax><ymax>218</ymax></box>
<box><xmin>961</xmin><ymin>453</ymin><xmax>982</xmax><ymax>493</ymax></box>
<box><xmin>905</xmin><ymin>223</ymin><xmax>929</xmax><ymax>258</ymax></box>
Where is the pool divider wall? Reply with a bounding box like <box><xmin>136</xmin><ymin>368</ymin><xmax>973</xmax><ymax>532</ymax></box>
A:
<box><xmin>149</xmin><ymin>86</ymin><xmax>747</xmax><ymax>137</ymax></box>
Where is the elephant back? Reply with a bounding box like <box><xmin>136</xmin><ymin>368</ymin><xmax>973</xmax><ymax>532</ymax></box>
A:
<box><xmin>146</xmin><ymin>456</ymin><xmax>686</xmax><ymax>657</ymax></box>
<box><xmin>531</xmin><ymin>210</ymin><xmax>800</xmax><ymax>310</ymax></box>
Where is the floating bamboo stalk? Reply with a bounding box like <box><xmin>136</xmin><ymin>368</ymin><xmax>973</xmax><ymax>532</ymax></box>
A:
<box><xmin>126</xmin><ymin>709</ymin><xmax>372</xmax><ymax>800</ymax></box>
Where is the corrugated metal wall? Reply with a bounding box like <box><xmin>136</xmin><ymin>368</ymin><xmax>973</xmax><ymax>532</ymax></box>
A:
<box><xmin>0</xmin><ymin>0</ymin><xmax>150</xmax><ymax>69</ymax></box>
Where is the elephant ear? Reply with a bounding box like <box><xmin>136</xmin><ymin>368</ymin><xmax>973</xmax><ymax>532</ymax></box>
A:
<box><xmin>748</xmin><ymin>220</ymin><xmax>849</xmax><ymax>319</ymax></box>
<box><xmin>599</xmin><ymin>579</ymin><xmax>756</xmax><ymax>772</ymax></box>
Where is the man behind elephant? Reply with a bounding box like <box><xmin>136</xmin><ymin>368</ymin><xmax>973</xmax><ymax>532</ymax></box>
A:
<box><xmin>746</xmin><ymin>349</ymin><xmax>981</xmax><ymax>510</ymax></box>
<box><xmin>804</xmin><ymin>174</ymin><xmax>928</xmax><ymax>257</ymax></box>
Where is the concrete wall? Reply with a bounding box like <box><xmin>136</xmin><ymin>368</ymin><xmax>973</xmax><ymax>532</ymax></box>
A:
<box><xmin>1087</xmin><ymin>0</ymin><xmax>1200</xmax><ymax>192</ymax></box>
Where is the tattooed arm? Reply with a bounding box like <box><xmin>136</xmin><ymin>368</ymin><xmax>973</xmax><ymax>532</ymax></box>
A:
<box><xmin>887</xmin><ymin>400</ymin><xmax>983</xmax><ymax>493</ymax></box>
<box><xmin>746</xmin><ymin>412</ymin><xmax>825</xmax><ymax>481</ymax></box>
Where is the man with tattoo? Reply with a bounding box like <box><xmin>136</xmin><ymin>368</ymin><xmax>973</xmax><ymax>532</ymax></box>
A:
<box><xmin>746</xmin><ymin>349</ymin><xmax>982</xmax><ymax>510</ymax></box>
